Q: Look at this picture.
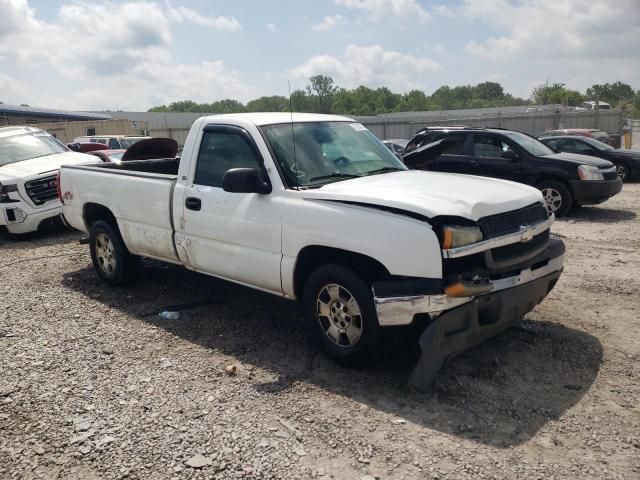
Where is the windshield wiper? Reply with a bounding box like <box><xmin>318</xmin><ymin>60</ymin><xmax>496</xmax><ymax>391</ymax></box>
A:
<box><xmin>308</xmin><ymin>172</ymin><xmax>361</xmax><ymax>182</ymax></box>
<box><xmin>365</xmin><ymin>167</ymin><xmax>405</xmax><ymax>175</ymax></box>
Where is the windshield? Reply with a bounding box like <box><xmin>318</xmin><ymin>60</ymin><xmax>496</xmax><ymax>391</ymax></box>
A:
<box><xmin>0</xmin><ymin>133</ymin><xmax>68</xmax><ymax>167</ymax></box>
<box><xmin>261</xmin><ymin>122</ymin><xmax>406</xmax><ymax>187</ymax></box>
<box><xmin>501</xmin><ymin>131</ymin><xmax>556</xmax><ymax>156</ymax></box>
<box><xmin>578</xmin><ymin>136</ymin><xmax>614</xmax><ymax>151</ymax></box>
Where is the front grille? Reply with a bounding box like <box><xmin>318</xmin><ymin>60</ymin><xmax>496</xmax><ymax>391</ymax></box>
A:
<box><xmin>598</xmin><ymin>166</ymin><xmax>618</xmax><ymax>180</ymax></box>
<box><xmin>25</xmin><ymin>175</ymin><xmax>58</xmax><ymax>206</ymax></box>
<box><xmin>490</xmin><ymin>229</ymin><xmax>550</xmax><ymax>262</ymax></box>
<box><xmin>478</xmin><ymin>203</ymin><xmax>548</xmax><ymax>239</ymax></box>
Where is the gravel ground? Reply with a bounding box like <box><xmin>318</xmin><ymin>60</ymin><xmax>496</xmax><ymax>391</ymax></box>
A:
<box><xmin>1</xmin><ymin>185</ymin><xmax>639</xmax><ymax>480</ymax></box>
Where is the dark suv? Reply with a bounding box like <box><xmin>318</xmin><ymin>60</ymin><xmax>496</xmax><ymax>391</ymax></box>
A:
<box><xmin>403</xmin><ymin>127</ymin><xmax>623</xmax><ymax>217</ymax></box>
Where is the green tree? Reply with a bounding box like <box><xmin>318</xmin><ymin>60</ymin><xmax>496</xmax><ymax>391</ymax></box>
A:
<box><xmin>531</xmin><ymin>83</ymin><xmax>584</xmax><ymax>106</ymax></box>
<box><xmin>246</xmin><ymin>95</ymin><xmax>289</xmax><ymax>112</ymax></box>
<box><xmin>394</xmin><ymin>90</ymin><xmax>432</xmax><ymax>112</ymax></box>
<box><xmin>207</xmin><ymin>99</ymin><xmax>247</xmax><ymax>113</ymax></box>
<box><xmin>290</xmin><ymin>89</ymin><xmax>315</xmax><ymax>112</ymax></box>
<box><xmin>586</xmin><ymin>82</ymin><xmax>635</xmax><ymax>107</ymax></box>
<box><xmin>306</xmin><ymin>75</ymin><xmax>337</xmax><ymax>113</ymax></box>
<box><xmin>473</xmin><ymin>82</ymin><xmax>505</xmax><ymax>102</ymax></box>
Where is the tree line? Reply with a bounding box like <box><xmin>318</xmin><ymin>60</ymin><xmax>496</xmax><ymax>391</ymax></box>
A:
<box><xmin>148</xmin><ymin>76</ymin><xmax>640</xmax><ymax>117</ymax></box>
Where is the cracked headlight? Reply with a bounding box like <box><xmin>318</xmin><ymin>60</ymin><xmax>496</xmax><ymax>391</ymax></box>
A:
<box><xmin>442</xmin><ymin>226</ymin><xmax>483</xmax><ymax>249</ymax></box>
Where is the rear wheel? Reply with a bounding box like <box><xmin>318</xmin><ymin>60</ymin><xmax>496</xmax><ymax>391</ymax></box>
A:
<box><xmin>89</xmin><ymin>220</ymin><xmax>139</xmax><ymax>285</ymax></box>
<box><xmin>537</xmin><ymin>180</ymin><xmax>572</xmax><ymax>217</ymax></box>
<box><xmin>613</xmin><ymin>161</ymin><xmax>631</xmax><ymax>182</ymax></box>
<box><xmin>302</xmin><ymin>264</ymin><xmax>381</xmax><ymax>363</ymax></box>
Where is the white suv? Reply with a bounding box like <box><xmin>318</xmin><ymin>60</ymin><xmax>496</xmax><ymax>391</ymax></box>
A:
<box><xmin>0</xmin><ymin>127</ymin><xmax>96</xmax><ymax>234</ymax></box>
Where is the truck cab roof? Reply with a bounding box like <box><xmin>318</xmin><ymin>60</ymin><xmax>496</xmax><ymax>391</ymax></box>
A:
<box><xmin>195</xmin><ymin>112</ymin><xmax>355</xmax><ymax>126</ymax></box>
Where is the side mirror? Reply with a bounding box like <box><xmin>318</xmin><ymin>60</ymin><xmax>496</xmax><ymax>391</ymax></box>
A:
<box><xmin>222</xmin><ymin>168</ymin><xmax>271</xmax><ymax>194</ymax></box>
<box><xmin>502</xmin><ymin>150</ymin><xmax>518</xmax><ymax>161</ymax></box>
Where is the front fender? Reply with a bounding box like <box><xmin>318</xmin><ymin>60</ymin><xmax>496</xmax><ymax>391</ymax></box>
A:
<box><xmin>281</xmin><ymin>198</ymin><xmax>442</xmax><ymax>297</ymax></box>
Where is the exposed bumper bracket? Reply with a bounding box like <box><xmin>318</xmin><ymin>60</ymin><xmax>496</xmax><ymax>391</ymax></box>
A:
<box><xmin>408</xmin><ymin>268</ymin><xmax>562</xmax><ymax>391</ymax></box>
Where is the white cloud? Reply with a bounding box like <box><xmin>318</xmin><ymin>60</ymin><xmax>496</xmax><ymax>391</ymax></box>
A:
<box><xmin>312</xmin><ymin>15</ymin><xmax>347</xmax><ymax>32</ymax></box>
<box><xmin>165</xmin><ymin>2</ymin><xmax>241</xmax><ymax>31</ymax></box>
<box><xmin>335</xmin><ymin>0</ymin><xmax>430</xmax><ymax>22</ymax></box>
<box><xmin>460</xmin><ymin>0</ymin><xmax>640</xmax><ymax>94</ymax></box>
<box><xmin>462</xmin><ymin>0</ymin><xmax>640</xmax><ymax>60</ymax></box>
<box><xmin>290</xmin><ymin>44</ymin><xmax>440</xmax><ymax>91</ymax></box>
<box><xmin>0</xmin><ymin>0</ymin><xmax>253</xmax><ymax>109</ymax></box>
<box><xmin>266</xmin><ymin>23</ymin><xmax>277</xmax><ymax>32</ymax></box>
<box><xmin>0</xmin><ymin>73</ymin><xmax>27</xmax><ymax>103</ymax></box>
<box><xmin>433</xmin><ymin>5</ymin><xmax>453</xmax><ymax>17</ymax></box>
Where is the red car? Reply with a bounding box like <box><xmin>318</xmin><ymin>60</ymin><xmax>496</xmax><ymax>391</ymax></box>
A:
<box><xmin>67</xmin><ymin>142</ymin><xmax>110</xmax><ymax>153</ymax></box>
<box><xmin>538</xmin><ymin>128</ymin><xmax>612</xmax><ymax>145</ymax></box>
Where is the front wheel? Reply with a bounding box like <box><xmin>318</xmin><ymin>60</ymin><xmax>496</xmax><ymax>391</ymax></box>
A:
<box><xmin>302</xmin><ymin>264</ymin><xmax>381</xmax><ymax>363</ymax></box>
<box><xmin>537</xmin><ymin>180</ymin><xmax>572</xmax><ymax>218</ymax></box>
<box><xmin>89</xmin><ymin>220</ymin><xmax>139</xmax><ymax>286</ymax></box>
<box><xmin>613</xmin><ymin>161</ymin><xmax>631</xmax><ymax>182</ymax></box>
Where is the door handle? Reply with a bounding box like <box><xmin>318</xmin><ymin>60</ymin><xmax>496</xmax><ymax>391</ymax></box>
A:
<box><xmin>185</xmin><ymin>197</ymin><xmax>201</xmax><ymax>211</ymax></box>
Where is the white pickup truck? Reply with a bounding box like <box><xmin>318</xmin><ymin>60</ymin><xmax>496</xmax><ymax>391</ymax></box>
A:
<box><xmin>60</xmin><ymin>113</ymin><xmax>565</xmax><ymax>389</ymax></box>
<box><xmin>1</xmin><ymin>126</ymin><xmax>96</xmax><ymax>234</ymax></box>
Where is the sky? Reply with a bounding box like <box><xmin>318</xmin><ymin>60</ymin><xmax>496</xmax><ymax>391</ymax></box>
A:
<box><xmin>0</xmin><ymin>0</ymin><xmax>639</xmax><ymax>111</ymax></box>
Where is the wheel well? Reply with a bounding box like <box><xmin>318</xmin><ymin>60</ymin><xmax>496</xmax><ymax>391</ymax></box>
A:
<box><xmin>293</xmin><ymin>246</ymin><xmax>391</xmax><ymax>299</ymax></box>
<box><xmin>535</xmin><ymin>176</ymin><xmax>572</xmax><ymax>194</ymax></box>
<box><xmin>83</xmin><ymin>203</ymin><xmax>118</xmax><ymax>232</ymax></box>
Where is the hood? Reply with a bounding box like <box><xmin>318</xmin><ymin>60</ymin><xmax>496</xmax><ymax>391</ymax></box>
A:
<box><xmin>121</xmin><ymin>138</ymin><xmax>178</xmax><ymax>161</ymax></box>
<box><xmin>402</xmin><ymin>137</ymin><xmax>457</xmax><ymax>168</ymax></box>
<box><xmin>302</xmin><ymin>170</ymin><xmax>543</xmax><ymax>221</ymax></box>
<box><xmin>542</xmin><ymin>152</ymin><xmax>612</xmax><ymax>168</ymax></box>
<box><xmin>609</xmin><ymin>149</ymin><xmax>640</xmax><ymax>160</ymax></box>
<box><xmin>0</xmin><ymin>151</ymin><xmax>97</xmax><ymax>182</ymax></box>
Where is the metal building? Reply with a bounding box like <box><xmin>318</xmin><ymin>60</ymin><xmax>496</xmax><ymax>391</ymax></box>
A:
<box><xmin>0</xmin><ymin>104</ymin><xmax>111</xmax><ymax>126</ymax></box>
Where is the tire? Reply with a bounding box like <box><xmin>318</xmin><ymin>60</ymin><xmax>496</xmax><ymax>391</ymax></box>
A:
<box><xmin>612</xmin><ymin>161</ymin><xmax>631</xmax><ymax>182</ymax></box>
<box><xmin>89</xmin><ymin>220</ymin><xmax>139</xmax><ymax>286</ymax></box>
<box><xmin>302</xmin><ymin>264</ymin><xmax>381</xmax><ymax>363</ymax></box>
<box><xmin>537</xmin><ymin>180</ymin><xmax>572</xmax><ymax>218</ymax></box>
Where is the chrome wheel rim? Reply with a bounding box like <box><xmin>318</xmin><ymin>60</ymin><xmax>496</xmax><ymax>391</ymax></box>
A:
<box><xmin>95</xmin><ymin>233</ymin><xmax>117</xmax><ymax>275</ymax></box>
<box><xmin>615</xmin><ymin>163</ymin><xmax>627</xmax><ymax>179</ymax></box>
<box><xmin>542</xmin><ymin>187</ymin><xmax>563</xmax><ymax>215</ymax></box>
<box><xmin>316</xmin><ymin>283</ymin><xmax>363</xmax><ymax>347</ymax></box>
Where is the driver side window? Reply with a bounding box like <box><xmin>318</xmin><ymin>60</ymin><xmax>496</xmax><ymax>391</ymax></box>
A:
<box><xmin>195</xmin><ymin>131</ymin><xmax>262</xmax><ymax>187</ymax></box>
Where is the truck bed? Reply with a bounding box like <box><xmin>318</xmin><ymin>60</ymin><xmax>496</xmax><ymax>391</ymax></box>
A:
<box><xmin>96</xmin><ymin>157</ymin><xmax>180</xmax><ymax>176</ymax></box>
<box><xmin>60</xmin><ymin>158</ymin><xmax>181</xmax><ymax>264</ymax></box>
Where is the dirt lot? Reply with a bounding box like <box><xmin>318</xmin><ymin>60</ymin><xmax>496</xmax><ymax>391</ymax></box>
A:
<box><xmin>1</xmin><ymin>185</ymin><xmax>639</xmax><ymax>480</ymax></box>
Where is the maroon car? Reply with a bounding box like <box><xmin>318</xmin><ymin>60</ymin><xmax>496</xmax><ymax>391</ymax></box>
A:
<box><xmin>67</xmin><ymin>142</ymin><xmax>110</xmax><ymax>153</ymax></box>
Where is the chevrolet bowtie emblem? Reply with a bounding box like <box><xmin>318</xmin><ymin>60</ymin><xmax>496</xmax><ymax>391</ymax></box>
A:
<box><xmin>521</xmin><ymin>227</ymin><xmax>534</xmax><ymax>242</ymax></box>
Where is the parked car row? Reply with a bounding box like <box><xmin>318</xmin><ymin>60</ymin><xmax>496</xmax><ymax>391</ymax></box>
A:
<box><xmin>0</xmin><ymin>127</ymin><xmax>177</xmax><ymax>234</ymax></box>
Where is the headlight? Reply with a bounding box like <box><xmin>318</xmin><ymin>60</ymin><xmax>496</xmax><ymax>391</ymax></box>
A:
<box><xmin>442</xmin><ymin>226</ymin><xmax>483</xmax><ymax>249</ymax></box>
<box><xmin>0</xmin><ymin>182</ymin><xmax>18</xmax><ymax>203</ymax></box>
<box><xmin>577</xmin><ymin>165</ymin><xmax>604</xmax><ymax>181</ymax></box>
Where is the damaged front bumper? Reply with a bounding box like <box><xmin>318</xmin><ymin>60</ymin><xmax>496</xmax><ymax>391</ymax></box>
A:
<box><xmin>373</xmin><ymin>239</ymin><xmax>564</xmax><ymax>327</ymax></box>
<box><xmin>373</xmin><ymin>238</ymin><xmax>565</xmax><ymax>390</ymax></box>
